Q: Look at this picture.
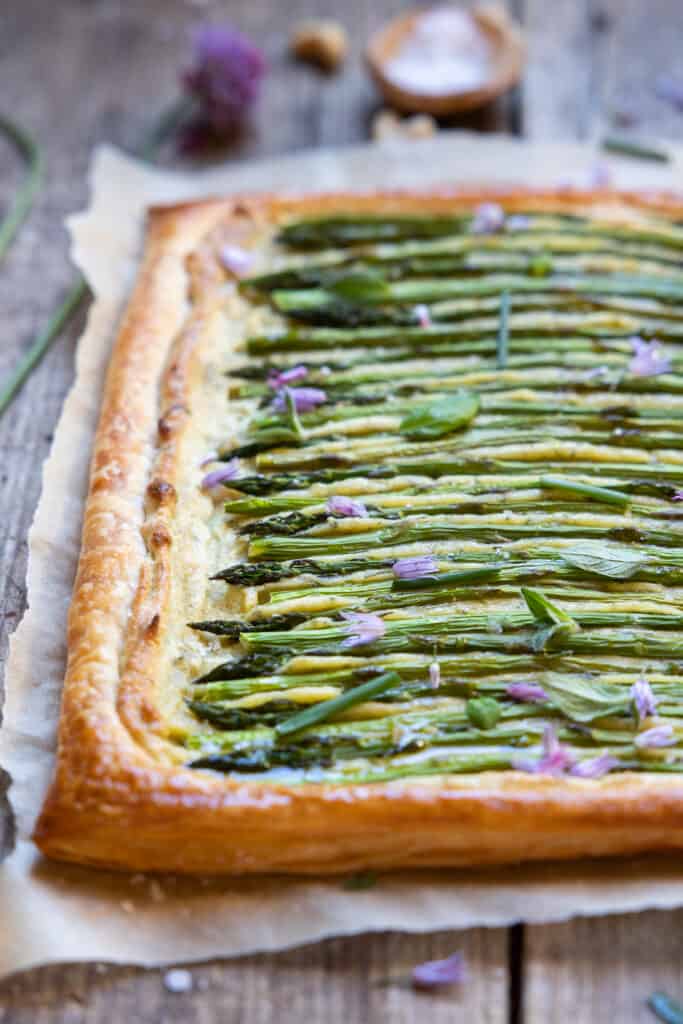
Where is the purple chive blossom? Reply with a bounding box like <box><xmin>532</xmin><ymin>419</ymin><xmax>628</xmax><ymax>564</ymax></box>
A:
<box><xmin>629</xmin><ymin>336</ymin><xmax>672</xmax><ymax>378</ymax></box>
<box><xmin>267</xmin><ymin>365</ymin><xmax>309</xmax><ymax>389</ymax></box>
<box><xmin>513</xmin><ymin>724</ymin><xmax>575</xmax><ymax>776</ymax></box>
<box><xmin>272</xmin><ymin>386</ymin><xmax>327</xmax><ymax>413</ymax></box>
<box><xmin>429</xmin><ymin>661</ymin><xmax>441</xmax><ymax>689</ymax></box>
<box><xmin>201</xmin><ymin>457</ymin><xmax>240</xmax><ymax>490</ymax></box>
<box><xmin>220</xmin><ymin>244</ymin><xmax>252</xmax><ymax>276</ymax></box>
<box><xmin>506</xmin><ymin>682</ymin><xmax>548</xmax><ymax>704</ymax></box>
<box><xmin>506</xmin><ymin>214</ymin><xmax>530</xmax><ymax>232</ymax></box>
<box><xmin>413</xmin><ymin>303</ymin><xmax>432</xmax><ymax>328</ymax></box>
<box><xmin>632</xmin><ymin>677</ymin><xmax>658</xmax><ymax>721</ymax></box>
<box><xmin>470</xmin><ymin>202</ymin><xmax>505</xmax><ymax>235</ymax></box>
<box><xmin>181</xmin><ymin>25</ymin><xmax>266</xmax><ymax>149</ymax></box>
<box><xmin>570</xmin><ymin>752</ymin><xmax>620</xmax><ymax>779</ymax></box>
<box><xmin>326</xmin><ymin>495</ymin><xmax>368</xmax><ymax>518</ymax></box>
<box><xmin>635</xmin><ymin>724</ymin><xmax>677</xmax><ymax>748</ymax></box>
<box><xmin>199</xmin><ymin>450</ymin><xmax>219</xmax><ymax>467</ymax></box>
<box><xmin>341</xmin><ymin>611</ymin><xmax>386</xmax><ymax>648</ymax></box>
<box><xmin>412</xmin><ymin>952</ymin><xmax>467</xmax><ymax>991</ymax></box>
<box><xmin>392</xmin><ymin>555</ymin><xmax>439</xmax><ymax>580</ymax></box>
<box><xmin>673</xmin><ymin>491</ymin><xmax>683</xmax><ymax>502</ymax></box>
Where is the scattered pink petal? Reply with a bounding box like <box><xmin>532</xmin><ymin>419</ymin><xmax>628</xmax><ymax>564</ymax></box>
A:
<box><xmin>470</xmin><ymin>202</ymin><xmax>505</xmax><ymax>235</ymax></box>
<box><xmin>429</xmin><ymin>662</ymin><xmax>441</xmax><ymax>688</ymax></box>
<box><xmin>673</xmin><ymin>491</ymin><xmax>683</xmax><ymax>502</ymax></box>
<box><xmin>506</xmin><ymin>682</ymin><xmax>548</xmax><ymax>704</ymax></box>
<box><xmin>341</xmin><ymin>611</ymin><xmax>386</xmax><ymax>648</ymax></box>
<box><xmin>220</xmin><ymin>244</ymin><xmax>252</xmax><ymax>276</ymax></box>
<box><xmin>201</xmin><ymin>457</ymin><xmax>240</xmax><ymax>490</ymax></box>
<box><xmin>628</xmin><ymin>336</ymin><xmax>672</xmax><ymax>378</ymax></box>
<box><xmin>267</xmin><ymin>365</ymin><xmax>308</xmax><ymax>389</ymax></box>
<box><xmin>631</xmin><ymin>677</ymin><xmax>658</xmax><ymax>721</ymax></box>
<box><xmin>412</xmin><ymin>952</ymin><xmax>467</xmax><ymax>990</ymax></box>
<box><xmin>272</xmin><ymin>386</ymin><xmax>327</xmax><ymax>413</ymax></box>
<box><xmin>392</xmin><ymin>556</ymin><xmax>439</xmax><ymax>580</ymax></box>
<box><xmin>570</xmin><ymin>752</ymin><xmax>620</xmax><ymax>779</ymax></box>
<box><xmin>182</xmin><ymin>24</ymin><xmax>266</xmax><ymax>148</ymax></box>
<box><xmin>512</xmin><ymin>724</ymin><xmax>575</xmax><ymax>776</ymax></box>
<box><xmin>413</xmin><ymin>303</ymin><xmax>432</xmax><ymax>328</ymax></box>
<box><xmin>635</xmin><ymin>724</ymin><xmax>676</xmax><ymax>748</ymax></box>
<box><xmin>326</xmin><ymin>495</ymin><xmax>368</xmax><ymax>518</ymax></box>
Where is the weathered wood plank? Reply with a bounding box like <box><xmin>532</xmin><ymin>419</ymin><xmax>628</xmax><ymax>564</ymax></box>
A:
<box><xmin>0</xmin><ymin>929</ymin><xmax>509</xmax><ymax>1024</ymax></box>
<box><xmin>524</xmin><ymin>910</ymin><xmax>683</xmax><ymax>1024</ymax></box>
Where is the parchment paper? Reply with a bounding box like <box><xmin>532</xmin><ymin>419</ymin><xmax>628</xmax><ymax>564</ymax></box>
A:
<box><xmin>2</xmin><ymin>134</ymin><xmax>683</xmax><ymax>979</ymax></box>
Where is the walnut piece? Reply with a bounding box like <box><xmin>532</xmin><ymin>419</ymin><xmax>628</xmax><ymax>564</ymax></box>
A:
<box><xmin>290</xmin><ymin>20</ymin><xmax>348</xmax><ymax>72</ymax></box>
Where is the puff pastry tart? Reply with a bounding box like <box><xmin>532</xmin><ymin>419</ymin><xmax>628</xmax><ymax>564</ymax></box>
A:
<box><xmin>34</xmin><ymin>189</ymin><xmax>683</xmax><ymax>873</ymax></box>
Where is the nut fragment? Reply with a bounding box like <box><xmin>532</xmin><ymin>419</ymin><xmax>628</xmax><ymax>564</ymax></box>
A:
<box><xmin>290</xmin><ymin>20</ymin><xmax>348</xmax><ymax>72</ymax></box>
<box><xmin>371</xmin><ymin>109</ymin><xmax>438</xmax><ymax>141</ymax></box>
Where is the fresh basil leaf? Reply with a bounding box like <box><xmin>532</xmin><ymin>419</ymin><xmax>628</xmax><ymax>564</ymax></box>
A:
<box><xmin>328</xmin><ymin>270</ymin><xmax>390</xmax><ymax>304</ymax></box>
<box><xmin>521</xmin><ymin>587</ymin><xmax>580</xmax><ymax>632</ymax></box>
<box><xmin>541</xmin><ymin>674</ymin><xmax>631</xmax><ymax>723</ymax></box>
<box><xmin>399</xmin><ymin>390</ymin><xmax>480</xmax><ymax>440</ymax></box>
<box><xmin>466</xmin><ymin>697</ymin><xmax>502</xmax><ymax>730</ymax></box>
<box><xmin>561</xmin><ymin>540</ymin><xmax>646</xmax><ymax>580</ymax></box>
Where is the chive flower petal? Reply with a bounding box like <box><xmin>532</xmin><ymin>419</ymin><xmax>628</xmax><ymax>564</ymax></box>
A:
<box><xmin>326</xmin><ymin>495</ymin><xmax>368</xmax><ymax>518</ymax></box>
<box><xmin>220</xmin><ymin>244</ymin><xmax>253</xmax><ymax>276</ymax></box>
<box><xmin>201</xmin><ymin>457</ymin><xmax>240</xmax><ymax>490</ymax></box>
<box><xmin>635</xmin><ymin>725</ymin><xmax>676</xmax><ymax>748</ymax></box>
<box><xmin>341</xmin><ymin>611</ymin><xmax>386</xmax><ymax>648</ymax></box>
<box><xmin>413</xmin><ymin>303</ymin><xmax>432</xmax><ymax>328</ymax></box>
<box><xmin>429</xmin><ymin>661</ymin><xmax>441</xmax><ymax>689</ymax></box>
<box><xmin>569</xmin><ymin>752</ymin><xmax>620</xmax><ymax>779</ymax></box>
<box><xmin>513</xmin><ymin>724</ymin><xmax>575</xmax><ymax>775</ymax></box>
<box><xmin>629</xmin><ymin>336</ymin><xmax>672</xmax><ymax>378</ymax></box>
<box><xmin>632</xmin><ymin>676</ymin><xmax>658</xmax><ymax>721</ymax></box>
<box><xmin>412</xmin><ymin>952</ymin><xmax>467</xmax><ymax>990</ymax></box>
<box><xmin>506</xmin><ymin>682</ymin><xmax>548</xmax><ymax>704</ymax></box>
<box><xmin>470</xmin><ymin>202</ymin><xmax>505</xmax><ymax>235</ymax></box>
<box><xmin>272</xmin><ymin>386</ymin><xmax>327</xmax><ymax>413</ymax></box>
<box><xmin>267</xmin><ymin>364</ymin><xmax>308</xmax><ymax>389</ymax></box>
<box><xmin>392</xmin><ymin>555</ymin><xmax>439</xmax><ymax>580</ymax></box>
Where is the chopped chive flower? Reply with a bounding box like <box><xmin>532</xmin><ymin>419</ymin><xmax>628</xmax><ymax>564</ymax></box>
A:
<box><xmin>392</xmin><ymin>555</ymin><xmax>439</xmax><ymax>580</ymax></box>
<box><xmin>199</xmin><ymin>450</ymin><xmax>219</xmax><ymax>467</ymax></box>
<box><xmin>267</xmin><ymin>364</ymin><xmax>308</xmax><ymax>389</ymax></box>
<box><xmin>513</xmin><ymin>724</ymin><xmax>575</xmax><ymax>776</ymax></box>
<box><xmin>632</xmin><ymin>676</ymin><xmax>658</xmax><ymax>721</ymax></box>
<box><xmin>182</xmin><ymin>24</ymin><xmax>266</xmax><ymax>148</ymax></box>
<box><xmin>429</xmin><ymin>661</ymin><xmax>441</xmax><ymax>688</ymax></box>
<box><xmin>272</xmin><ymin>386</ymin><xmax>327</xmax><ymax>413</ymax></box>
<box><xmin>674</xmin><ymin>491</ymin><xmax>683</xmax><ymax>502</ymax></box>
<box><xmin>412</xmin><ymin>952</ymin><xmax>466</xmax><ymax>990</ymax></box>
<box><xmin>341</xmin><ymin>611</ymin><xmax>386</xmax><ymax>648</ymax></box>
<box><xmin>635</xmin><ymin>724</ymin><xmax>676</xmax><ymax>748</ymax></box>
<box><xmin>220</xmin><ymin>244</ymin><xmax>252</xmax><ymax>276</ymax></box>
<box><xmin>201</xmin><ymin>457</ymin><xmax>240</xmax><ymax>490</ymax></box>
<box><xmin>413</xmin><ymin>303</ymin><xmax>432</xmax><ymax>328</ymax></box>
<box><xmin>570</xmin><ymin>752</ymin><xmax>619</xmax><ymax>779</ymax></box>
<box><xmin>326</xmin><ymin>495</ymin><xmax>367</xmax><ymax>518</ymax></box>
<box><xmin>470</xmin><ymin>202</ymin><xmax>505</xmax><ymax>235</ymax></box>
<box><xmin>506</xmin><ymin>682</ymin><xmax>548</xmax><ymax>704</ymax></box>
<box><xmin>629</xmin><ymin>336</ymin><xmax>672</xmax><ymax>378</ymax></box>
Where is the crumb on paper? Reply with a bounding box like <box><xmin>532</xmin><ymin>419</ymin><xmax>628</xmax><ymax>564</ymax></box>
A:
<box><xmin>120</xmin><ymin>900</ymin><xmax>135</xmax><ymax>914</ymax></box>
<box><xmin>290</xmin><ymin>20</ymin><xmax>348</xmax><ymax>72</ymax></box>
<box><xmin>163</xmin><ymin>968</ymin><xmax>194</xmax><ymax>994</ymax></box>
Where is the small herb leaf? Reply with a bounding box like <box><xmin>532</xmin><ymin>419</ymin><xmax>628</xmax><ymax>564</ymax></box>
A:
<box><xmin>541</xmin><ymin>675</ymin><xmax>631</xmax><ymax>723</ymax></box>
<box><xmin>399</xmin><ymin>390</ymin><xmax>479</xmax><ymax>440</ymax></box>
<box><xmin>561</xmin><ymin>539</ymin><xmax>647</xmax><ymax>580</ymax></box>
<box><xmin>521</xmin><ymin>587</ymin><xmax>580</xmax><ymax>632</ymax></box>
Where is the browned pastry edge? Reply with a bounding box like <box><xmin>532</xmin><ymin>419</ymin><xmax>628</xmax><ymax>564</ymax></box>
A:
<box><xmin>32</xmin><ymin>187</ymin><xmax>683</xmax><ymax>873</ymax></box>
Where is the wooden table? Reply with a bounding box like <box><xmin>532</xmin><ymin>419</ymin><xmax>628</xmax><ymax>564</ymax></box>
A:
<box><xmin>1</xmin><ymin>1</ymin><xmax>683</xmax><ymax>1020</ymax></box>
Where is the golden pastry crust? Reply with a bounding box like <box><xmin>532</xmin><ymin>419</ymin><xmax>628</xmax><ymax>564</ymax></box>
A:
<box><xmin>33</xmin><ymin>187</ymin><xmax>683</xmax><ymax>874</ymax></box>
